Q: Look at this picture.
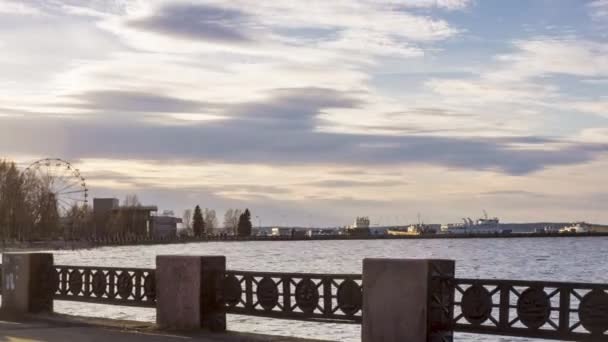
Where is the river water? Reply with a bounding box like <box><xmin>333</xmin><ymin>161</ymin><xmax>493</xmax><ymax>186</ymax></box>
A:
<box><xmin>41</xmin><ymin>237</ymin><xmax>607</xmax><ymax>341</ymax></box>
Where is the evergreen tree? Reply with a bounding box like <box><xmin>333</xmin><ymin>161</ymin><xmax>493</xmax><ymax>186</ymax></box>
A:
<box><xmin>192</xmin><ymin>205</ymin><xmax>205</xmax><ymax>237</ymax></box>
<box><xmin>237</xmin><ymin>209</ymin><xmax>253</xmax><ymax>237</ymax></box>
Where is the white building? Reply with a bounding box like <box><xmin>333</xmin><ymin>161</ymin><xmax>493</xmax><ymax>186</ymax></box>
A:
<box><xmin>271</xmin><ymin>227</ymin><xmax>292</xmax><ymax>237</ymax></box>
<box><xmin>352</xmin><ymin>216</ymin><xmax>370</xmax><ymax>229</ymax></box>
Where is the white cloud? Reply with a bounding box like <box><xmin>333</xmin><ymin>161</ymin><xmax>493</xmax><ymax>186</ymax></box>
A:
<box><xmin>0</xmin><ymin>1</ymin><xmax>41</xmax><ymax>15</ymax></box>
<box><xmin>578</xmin><ymin>127</ymin><xmax>608</xmax><ymax>143</ymax></box>
<box><xmin>488</xmin><ymin>38</ymin><xmax>608</xmax><ymax>81</ymax></box>
<box><xmin>318</xmin><ymin>29</ymin><xmax>425</xmax><ymax>58</ymax></box>
<box><xmin>565</xmin><ymin>99</ymin><xmax>608</xmax><ymax>117</ymax></box>
<box><xmin>400</xmin><ymin>0</ymin><xmax>473</xmax><ymax>10</ymax></box>
<box><xmin>589</xmin><ymin>0</ymin><xmax>608</xmax><ymax>21</ymax></box>
<box><xmin>425</xmin><ymin>78</ymin><xmax>558</xmax><ymax>104</ymax></box>
<box><xmin>123</xmin><ymin>1</ymin><xmax>462</xmax><ymax>44</ymax></box>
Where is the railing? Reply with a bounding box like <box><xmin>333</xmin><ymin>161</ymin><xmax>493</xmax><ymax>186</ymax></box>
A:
<box><xmin>223</xmin><ymin>270</ymin><xmax>362</xmax><ymax>323</ymax></box>
<box><xmin>50</xmin><ymin>267</ymin><xmax>364</xmax><ymax>324</ymax></box>
<box><xmin>53</xmin><ymin>265</ymin><xmax>156</xmax><ymax>308</ymax></box>
<box><xmin>3</xmin><ymin>261</ymin><xmax>607</xmax><ymax>341</ymax></box>
<box><xmin>453</xmin><ymin>278</ymin><xmax>608</xmax><ymax>341</ymax></box>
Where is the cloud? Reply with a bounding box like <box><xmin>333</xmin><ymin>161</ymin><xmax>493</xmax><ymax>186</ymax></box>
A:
<box><xmin>228</xmin><ymin>87</ymin><xmax>364</xmax><ymax>129</ymax></box>
<box><xmin>479</xmin><ymin>190</ymin><xmax>547</xmax><ymax>198</ymax></box>
<box><xmin>126</xmin><ymin>1</ymin><xmax>462</xmax><ymax>51</ymax></box>
<box><xmin>425</xmin><ymin>78</ymin><xmax>558</xmax><ymax>104</ymax></box>
<box><xmin>1</xmin><ymin>108</ymin><xmax>606</xmax><ymax>176</ymax></box>
<box><xmin>489</xmin><ymin>38</ymin><xmax>608</xmax><ymax>81</ymax></box>
<box><xmin>565</xmin><ymin>99</ymin><xmax>608</xmax><ymax>117</ymax></box>
<box><xmin>58</xmin><ymin>87</ymin><xmax>362</xmax><ymax>126</ymax></box>
<box><xmin>589</xmin><ymin>0</ymin><xmax>608</xmax><ymax>21</ymax></box>
<box><xmin>0</xmin><ymin>1</ymin><xmax>41</xmax><ymax>15</ymax></box>
<box><xmin>129</xmin><ymin>3</ymin><xmax>254</xmax><ymax>43</ymax></box>
<box><xmin>304</xmin><ymin>179</ymin><xmax>403</xmax><ymax>188</ymax></box>
<box><xmin>67</xmin><ymin>90</ymin><xmax>209</xmax><ymax>113</ymax></box>
<box><xmin>577</xmin><ymin>127</ymin><xmax>608</xmax><ymax>143</ymax></box>
<box><xmin>399</xmin><ymin>0</ymin><xmax>473</xmax><ymax>10</ymax></box>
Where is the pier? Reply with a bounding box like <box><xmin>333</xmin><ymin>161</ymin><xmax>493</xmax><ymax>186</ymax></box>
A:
<box><xmin>1</xmin><ymin>252</ymin><xmax>607</xmax><ymax>341</ymax></box>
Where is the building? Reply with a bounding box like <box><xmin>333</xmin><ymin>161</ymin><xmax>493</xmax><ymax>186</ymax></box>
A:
<box><xmin>112</xmin><ymin>205</ymin><xmax>158</xmax><ymax>237</ymax></box>
<box><xmin>271</xmin><ymin>227</ymin><xmax>292</xmax><ymax>237</ymax></box>
<box><xmin>93</xmin><ymin>198</ymin><xmax>157</xmax><ymax>237</ymax></box>
<box><xmin>347</xmin><ymin>216</ymin><xmax>371</xmax><ymax>237</ymax></box>
<box><xmin>352</xmin><ymin>216</ymin><xmax>370</xmax><ymax>229</ymax></box>
<box><xmin>151</xmin><ymin>215</ymin><xmax>182</xmax><ymax>239</ymax></box>
<box><xmin>306</xmin><ymin>228</ymin><xmax>338</xmax><ymax>237</ymax></box>
<box><xmin>93</xmin><ymin>198</ymin><xmax>119</xmax><ymax>237</ymax></box>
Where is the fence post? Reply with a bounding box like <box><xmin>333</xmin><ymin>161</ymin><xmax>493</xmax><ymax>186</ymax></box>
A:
<box><xmin>156</xmin><ymin>255</ymin><xmax>226</xmax><ymax>331</ymax></box>
<box><xmin>362</xmin><ymin>258</ymin><xmax>455</xmax><ymax>342</ymax></box>
<box><xmin>1</xmin><ymin>253</ymin><xmax>55</xmax><ymax>316</ymax></box>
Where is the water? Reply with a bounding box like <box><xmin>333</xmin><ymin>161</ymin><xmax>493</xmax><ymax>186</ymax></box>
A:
<box><xmin>39</xmin><ymin>237</ymin><xmax>608</xmax><ymax>341</ymax></box>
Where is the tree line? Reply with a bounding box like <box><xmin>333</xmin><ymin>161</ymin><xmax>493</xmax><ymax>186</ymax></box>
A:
<box><xmin>1</xmin><ymin>159</ymin><xmax>255</xmax><ymax>241</ymax></box>
<box><xmin>182</xmin><ymin>205</ymin><xmax>253</xmax><ymax>237</ymax></box>
<box><xmin>0</xmin><ymin>160</ymin><xmax>84</xmax><ymax>240</ymax></box>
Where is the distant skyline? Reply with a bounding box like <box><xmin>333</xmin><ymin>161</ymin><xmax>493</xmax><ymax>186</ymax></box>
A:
<box><xmin>1</xmin><ymin>0</ymin><xmax>608</xmax><ymax>226</ymax></box>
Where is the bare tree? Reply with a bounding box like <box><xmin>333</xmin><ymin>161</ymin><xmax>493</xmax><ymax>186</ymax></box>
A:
<box><xmin>203</xmin><ymin>208</ymin><xmax>217</xmax><ymax>233</ymax></box>
<box><xmin>182</xmin><ymin>209</ymin><xmax>193</xmax><ymax>236</ymax></box>
<box><xmin>124</xmin><ymin>194</ymin><xmax>140</xmax><ymax>207</ymax></box>
<box><xmin>222</xmin><ymin>209</ymin><xmax>241</xmax><ymax>235</ymax></box>
<box><xmin>232</xmin><ymin>209</ymin><xmax>242</xmax><ymax>235</ymax></box>
<box><xmin>223</xmin><ymin>209</ymin><xmax>233</xmax><ymax>232</ymax></box>
<box><xmin>182</xmin><ymin>209</ymin><xmax>192</xmax><ymax>229</ymax></box>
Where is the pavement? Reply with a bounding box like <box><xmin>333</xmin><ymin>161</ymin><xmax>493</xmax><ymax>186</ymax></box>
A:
<box><xmin>0</xmin><ymin>314</ymin><xmax>331</xmax><ymax>342</ymax></box>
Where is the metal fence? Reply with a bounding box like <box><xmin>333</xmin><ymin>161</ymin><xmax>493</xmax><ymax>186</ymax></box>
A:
<box><xmin>223</xmin><ymin>270</ymin><xmax>362</xmax><ymax>323</ymax></box>
<box><xmin>53</xmin><ymin>265</ymin><xmax>156</xmax><ymax>308</ymax></box>
<box><xmin>453</xmin><ymin>278</ymin><xmax>608</xmax><ymax>341</ymax></box>
<box><xmin>50</xmin><ymin>266</ymin><xmax>364</xmax><ymax>324</ymax></box>
<box><xmin>2</xmin><ymin>263</ymin><xmax>607</xmax><ymax>341</ymax></box>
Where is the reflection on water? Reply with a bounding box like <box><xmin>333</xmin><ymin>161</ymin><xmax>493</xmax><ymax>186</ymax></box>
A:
<box><xmin>45</xmin><ymin>237</ymin><xmax>608</xmax><ymax>341</ymax></box>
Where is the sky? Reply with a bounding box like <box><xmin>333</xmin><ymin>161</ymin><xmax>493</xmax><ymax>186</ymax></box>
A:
<box><xmin>1</xmin><ymin>0</ymin><xmax>608</xmax><ymax>226</ymax></box>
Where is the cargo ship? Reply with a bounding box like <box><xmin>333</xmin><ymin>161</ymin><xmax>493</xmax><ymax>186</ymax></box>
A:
<box><xmin>440</xmin><ymin>211</ymin><xmax>510</xmax><ymax>234</ymax></box>
<box><xmin>387</xmin><ymin>223</ymin><xmax>436</xmax><ymax>236</ymax></box>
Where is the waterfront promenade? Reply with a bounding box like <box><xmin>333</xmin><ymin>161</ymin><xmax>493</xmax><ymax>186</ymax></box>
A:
<box><xmin>0</xmin><ymin>314</ymin><xmax>327</xmax><ymax>342</ymax></box>
<box><xmin>2</xmin><ymin>251</ymin><xmax>607</xmax><ymax>341</ymax></box>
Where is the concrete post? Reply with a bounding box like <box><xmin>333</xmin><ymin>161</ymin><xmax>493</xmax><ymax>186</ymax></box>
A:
<box><xmin>362</xmin><ymin>258</ymin><xmax>455</xmax><ymax>342</ymax></box>
<box><xmin>1</xmin><ymin>253</ymin><xmax>55</xmax><ymax>316</ymax></box>
<box><xmin>156</xmin><ymin>255</ymin><xmax>226</xmax><ymax>331</ymax></box>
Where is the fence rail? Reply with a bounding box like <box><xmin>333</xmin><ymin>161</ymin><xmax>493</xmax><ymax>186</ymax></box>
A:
<box><xmin>2</xmin><ymin>261</ymin><xmax>608</xmax><ymax>341</ymax></box>
<box><xmin>453</xmin><ymin>278</ymin><xmax>608</xmax><ymax>341</ymax></box>
<box><xmin>223</xmin><ymin>270</ymin><xmax>363</xmax><ymax>323</ymax></box>
<box><xmin>53</xmin><ymin>265</ymin><xmax>156</xmax><ymax>308</ymax></box>
<box><xmin>49</xmin><ymin>266</ymin><xmax>364</xmax><ymax>324</ymax></box>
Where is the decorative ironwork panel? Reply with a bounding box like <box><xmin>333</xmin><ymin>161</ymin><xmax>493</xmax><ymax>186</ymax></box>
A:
<box><xmin>454</xmin><ymin>278</ymin><xmax>608</xmax><ymax>341</ymax></box>
<box><xmin>53</xmin><ymin>265</ymin><xmax>156</xmax><ymax>308</ymax></box>
<box><xmin>223</xmin><ymin>270</ymin><xmax>362</xmax><ymax>323</ymax></box>
<box><xmin>428</xmin><ymin>259</ymin><xmax>456</xmax><ymax>342</ymax></box>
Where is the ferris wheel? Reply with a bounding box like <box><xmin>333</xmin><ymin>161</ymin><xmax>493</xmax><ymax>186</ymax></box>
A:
<box><xmin>24</xmin><ymin>158</ymin><xmax>88</xmax><ymax>216</ymax></box>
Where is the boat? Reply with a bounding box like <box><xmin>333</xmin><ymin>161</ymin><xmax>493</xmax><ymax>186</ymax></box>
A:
<box><xmin>387</xmin><ymin>224</ymin><xmax>436</xmax><ymax>236</ymax></box>
<box><xmin>559</xmin><ymin>222</ymin><xmax>592</xmax><ymax>233</ymax></box>
<box><xmin>440</xmin><ymin>211</ymin><xmax>508</xmax><ymax>234</ymax></box>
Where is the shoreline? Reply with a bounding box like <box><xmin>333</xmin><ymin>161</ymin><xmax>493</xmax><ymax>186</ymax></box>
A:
<box><xmin>0</xmin><ymin>231</ymin><xmax>606</xmax><ymax>252</ymax></box>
